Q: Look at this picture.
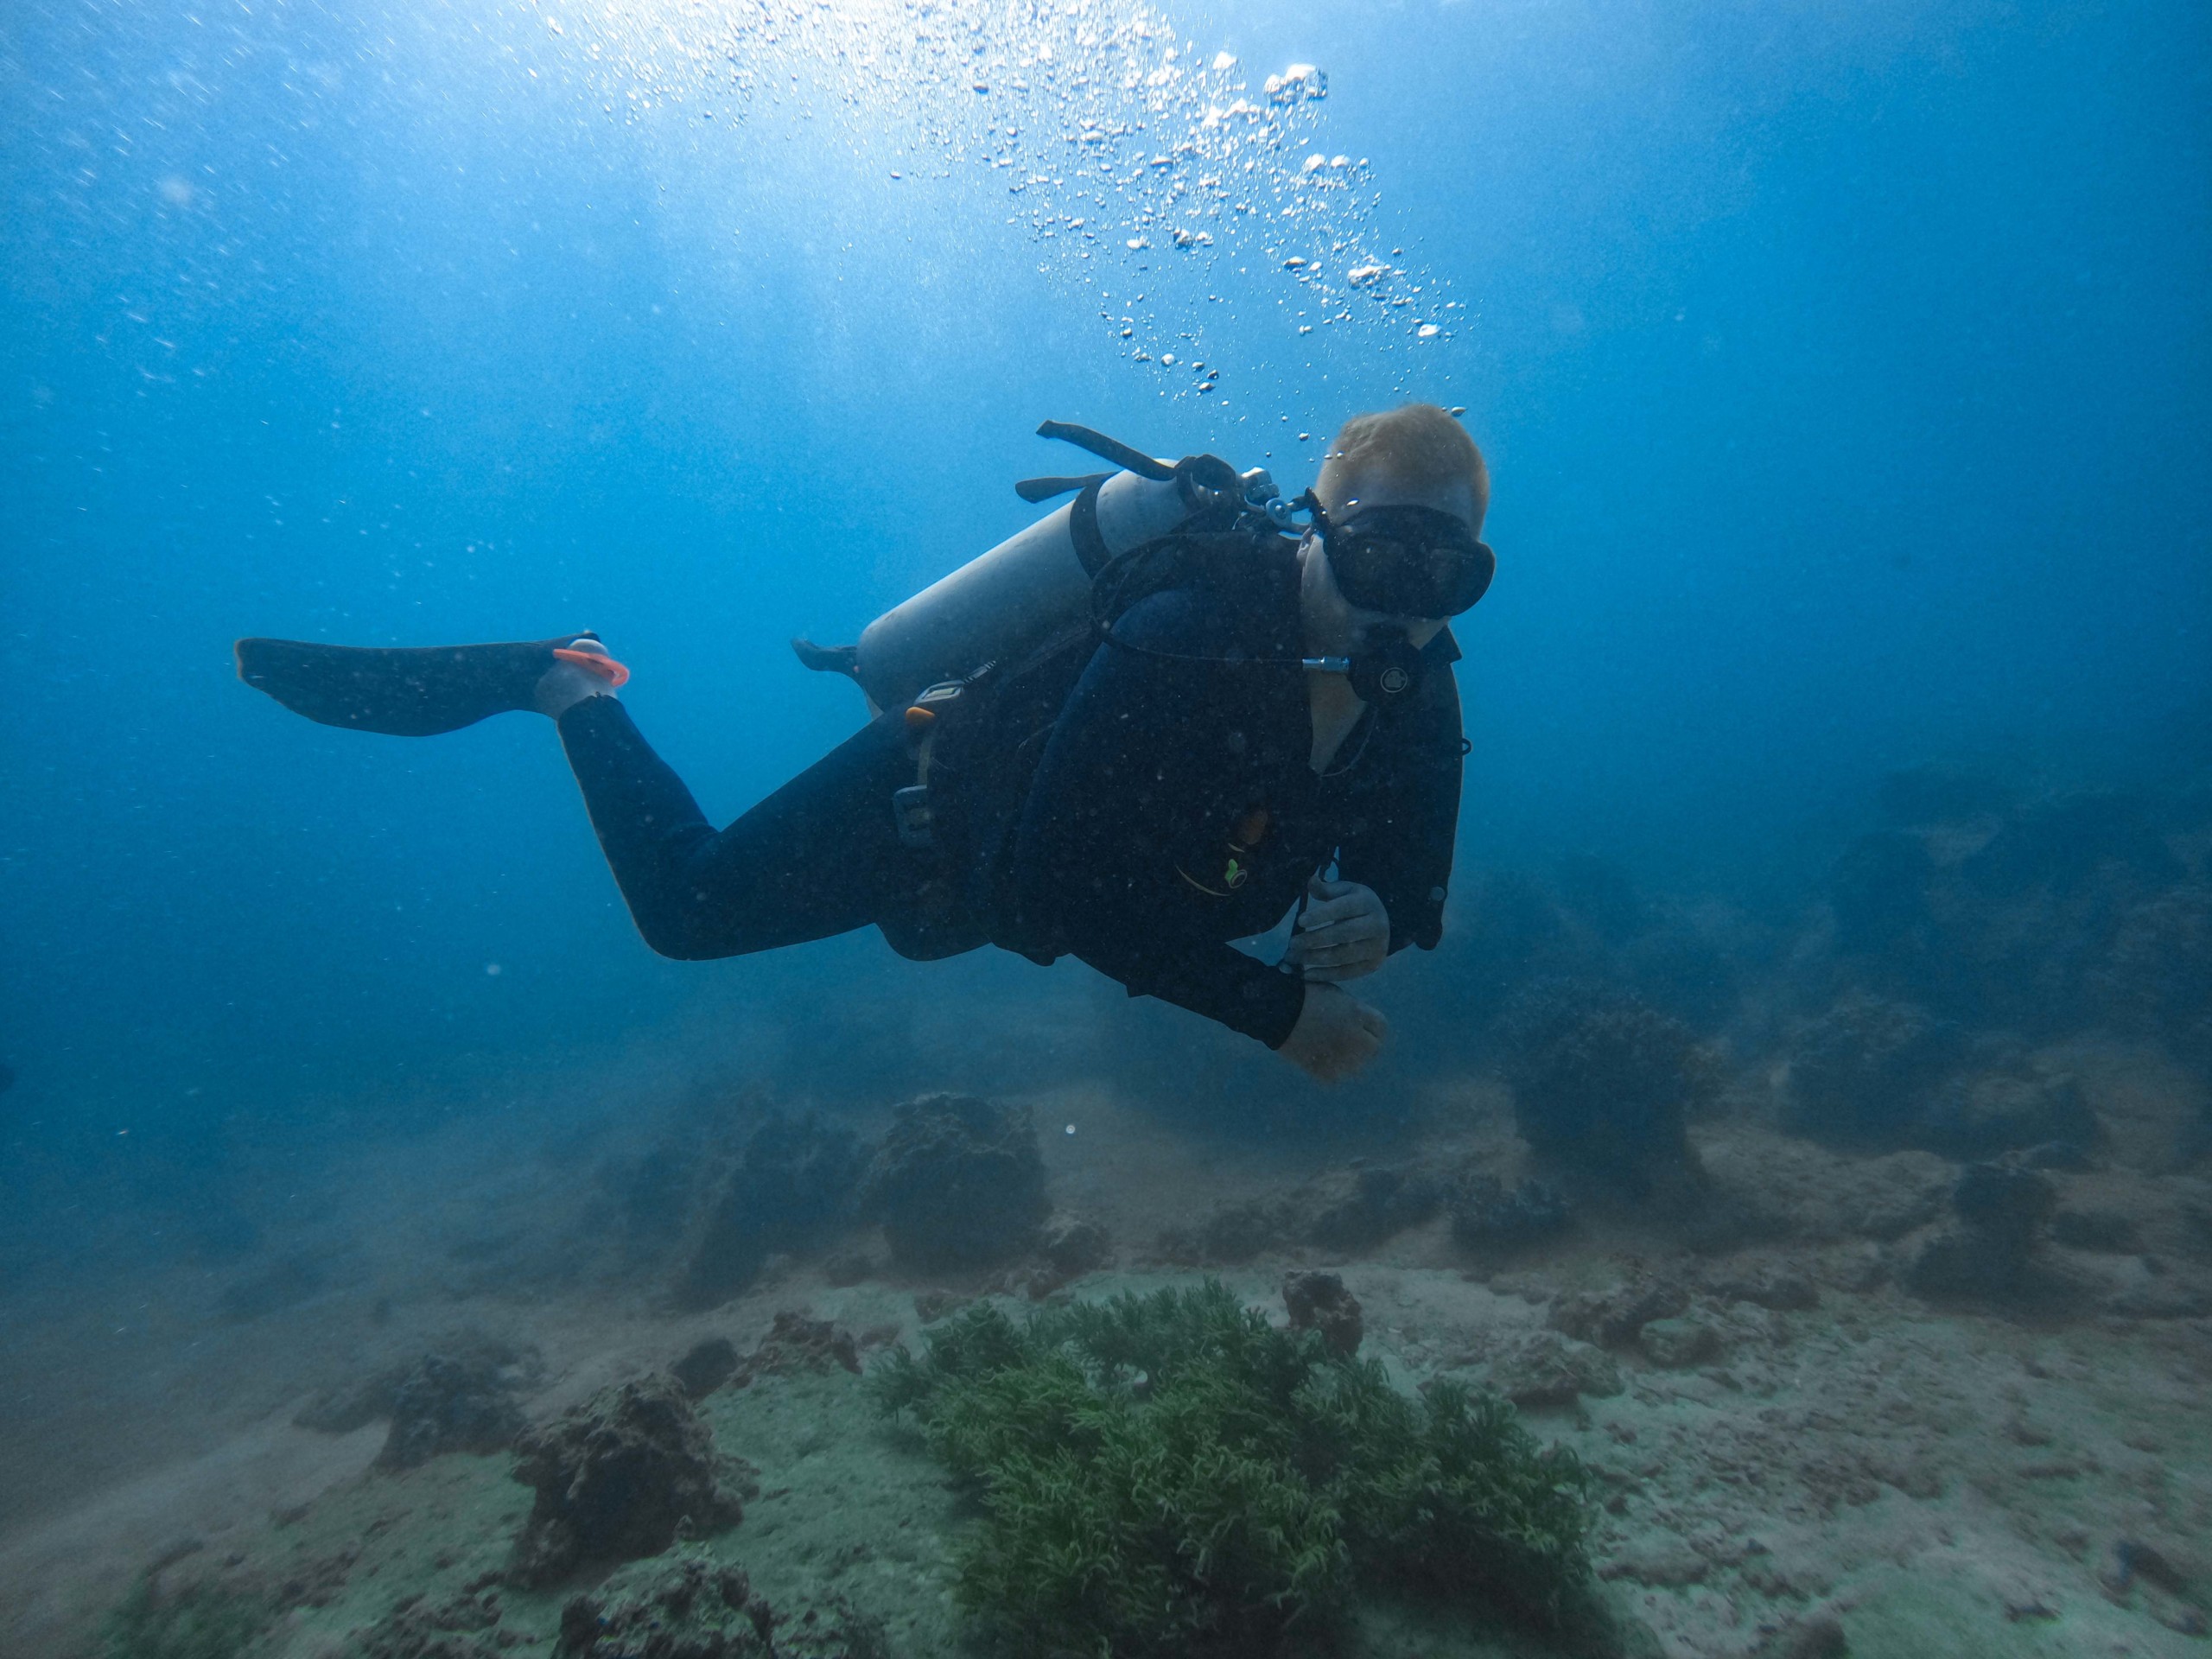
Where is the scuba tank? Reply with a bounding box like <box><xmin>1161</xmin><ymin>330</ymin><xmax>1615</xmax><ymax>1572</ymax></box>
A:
<box><xmin>796</xmin><ymin>422</ymin><xmax>1287</xmax><ymax>714</ymax></box>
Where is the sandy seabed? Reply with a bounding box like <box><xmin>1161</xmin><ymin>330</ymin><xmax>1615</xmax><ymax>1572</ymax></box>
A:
<box><xmin>3</xmin><ymin>1046</ymin><xmax>2208</xmax><ymax>1659</ymax></box>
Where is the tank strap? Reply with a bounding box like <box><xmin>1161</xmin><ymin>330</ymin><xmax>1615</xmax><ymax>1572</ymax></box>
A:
<box><xmin>1069</xmin><ymin>477</ymin><xmax>1114</xmax><ymax>576</ymax></box>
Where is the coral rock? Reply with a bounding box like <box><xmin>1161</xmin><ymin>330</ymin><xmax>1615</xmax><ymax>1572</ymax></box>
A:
<box><xmin>1448</xmin><ymin>1173</ymin><xmax>1571</xmax><ymax>1252</ymax></box>
<box><xmin>677</xmin><ymin>1116</ymin><xmax>867</xmax><ymax>1309</ymax></box>
<box><xmin>1156</xmin><ymin>1161</ymin><xmax>1441</xmax><ymax>1264</ymax></box>
<box><xmin>1500</xmin><ymin>982</ymin><xmax>1714</xmax><ymax>1192</ymax></box>
<box><xmin>734</xmin><ymin>1313</ymin><xmax>861</xmax><ymax>1385</ymax></box>
<box><xmin>508</xmin><ymin>1375</ymin><xmax>755</xmax><ymax>1586</ymax></box>
<box><xmin>1484</xmin><ymin>1330</ymin><xmax>1624</xmax><ymax>1406</ymax></box>
<box><xmin>1297</xmin><ymin>1162</ymin><xmax>1444</xmax><ymax>1251</ymax></box>
<box><xmin>1281</xmin><ymin>1270</ymin><xmax>1363</xmax><ymax>1358</ymax></box>
<box><xmin>1039</xmin><ymin>1212</ymin><xmax>1113</xmax><ymax>1276</ymax></box>
<box><xmin>1638</xmin><ymin>1318</ymin><xmax>1720</xmax><ymax>1370</ymax></box>
<box><xmin>1907</xmin><ymin>1163</ymin><xmax>2059</xmax><ymax>1304</ymax></box>
<box><xmin>669</xmin><ymin>1338</ymin><xmax>740</xmax><ymax>1401</ymax></box>
<box><xmin>1549</xmin><ymin>1274</ymin><xmax>1690</xmax><ymax>1349</ymax></box>
<box><xmin>373</xmin><ymin>1344</ymin><xmax>539</xmax><ymax>1470</ymax></box>
<box><xmin>859</xmin><ymin>1095</ymin><xmax>1049</xmax><ymax>1269</ymax></box>
<box><xmin>556</xmin><ymin>1551</ymin><xmax>770</xmax><ymax>1657</ymax></box>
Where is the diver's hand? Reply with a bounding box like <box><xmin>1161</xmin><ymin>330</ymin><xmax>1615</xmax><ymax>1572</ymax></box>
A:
<box><xmin>1284</xmin><ymin>877</ymin><xmax>1390</xmax><ymax>982</ymax></box>
<box><xmin>1278</xmin><ymin>982</ymin><xmax>1388</xmax><ymax>1084</ymax></box>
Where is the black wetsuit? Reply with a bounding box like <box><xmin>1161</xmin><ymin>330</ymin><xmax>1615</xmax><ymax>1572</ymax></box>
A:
<box><xmin>556</xmin><ymin>555</ymin><xmax>1464</xmax><ymax>1048</ymax></box>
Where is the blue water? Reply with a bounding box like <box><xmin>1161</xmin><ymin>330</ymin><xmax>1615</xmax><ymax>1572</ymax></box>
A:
<box><xmin>2</xmin><ymin>0</ymin><xmax>2207</xmax><ymax>1377</ymax></box>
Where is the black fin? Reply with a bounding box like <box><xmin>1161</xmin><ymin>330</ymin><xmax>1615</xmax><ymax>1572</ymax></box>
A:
<box><xmin>234</xmin><ymin>634</ymin><xmax>593</xmax><ymax>735</ymax></box>
<box><xmin>1035</xmin><ymin>420</ymin><xmax>1175</xmax><ymax>481</ymax></box>
<box><xmin>1014</xmin><ymin>471</ymin><xmax>1110</xmax><ymax>505</ymax></box>
<box><xmin>790</xmin><ymin>638</ymin><xmax>862</xmax><ymax>681</ymax></box>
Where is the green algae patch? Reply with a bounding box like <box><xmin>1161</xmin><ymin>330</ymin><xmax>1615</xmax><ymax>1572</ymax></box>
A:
<box><xmin>873</xmin><ymin>1279</ymin><xmax>1599</xmax><ymax>1658</ymax></box>
<box><xmin>103</xmin><ymin>1575</ymin><xmax>270</xmax><ymax>1659</ymax></box>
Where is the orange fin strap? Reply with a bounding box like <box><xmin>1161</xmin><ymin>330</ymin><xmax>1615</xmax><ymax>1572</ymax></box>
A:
<box><xmin>553</xmin><ymin>646</ymin><xmax>632</xmax><ymax>688</ymax></box>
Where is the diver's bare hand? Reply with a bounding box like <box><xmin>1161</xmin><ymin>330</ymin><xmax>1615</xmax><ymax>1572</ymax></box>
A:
<box><xmin>1284</xmin><ymin>877</ymin><xmax>1390</xmax><ymax>982</ymax></box>
<box><xmin>1278</xmin><ymin>982</ymin><xmax>1388</xmax><ymax>1084</ymax></box>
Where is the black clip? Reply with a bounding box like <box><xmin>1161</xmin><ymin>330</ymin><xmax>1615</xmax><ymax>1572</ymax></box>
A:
<box><xmin>893</xmin><ymin>785</ymin><xmax>934</xmax><ymax>849</ymax></box>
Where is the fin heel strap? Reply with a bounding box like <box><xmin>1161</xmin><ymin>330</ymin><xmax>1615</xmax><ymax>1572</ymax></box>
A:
<box><xmin>552</xmin><ymin>646</ymin><xmax>631</xmax><ymax>688</ymax></box>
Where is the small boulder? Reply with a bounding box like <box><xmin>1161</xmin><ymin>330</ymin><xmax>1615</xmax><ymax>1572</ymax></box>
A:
<box><xmin>734</xmin><ymin>1313</ymin><xmax>861</xmax><ymax>1385</ymax></box>
<box><xmin>375</xmin><ymin>1348</ymin><xmax>537</xmax><ymax>1471</ymax></box>
<box><xmin>1908</xmin><ymin>1164</ymin><xmax>2059</xmax><ymax>1303</ymax></box>
<box><xmin>1549</xmin><ymin>1274</ymin><xmax>1690</xmax><ymax>1349</ymax></box>
<box><xmin>1281</xmin><ymin>1270</ymin><xmax>1363</xmax><ymax>1358</ymax></box>
<box><xmin>1448</xmin><ymin>1173</ymin><xmax>1572</xmax><ymax>1252</ymax></box>
<box><xmin>1299</xmin><ymin>1161</ymin><xmax>1444</xmax><ymax>1251</ymax></box>
<box><xmin>1639</xmin><ymin>1318</ymin><xmax>1720</xmax><ymax>1370</ymax></box>
<box><xmin>508</xmin><ymin>1376</ymin><xmax>755</xmax><ymax>1587</ymax></box>
<box><xmin>677</xmin><ymin>1116</ymin><xmax>868</xmax><ymax>1309</ymax></box>
<box><xmin>859</xmin><ymin>1095</ymin><xmax>1049</xmax><ymax>1269</ymax></box>
<box><xmin>1039</xmin><ymin>1212</ymin><xmax>1113</xmax><ymax>1277</ymax></box>
<box><xmin>669</xmin><ymin>1338</ymin><xmax>739</xmax><ymax>1402</ymax></box>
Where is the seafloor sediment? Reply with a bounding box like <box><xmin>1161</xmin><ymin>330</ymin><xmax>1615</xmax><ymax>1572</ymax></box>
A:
<box><xmin>3</xmin><ymin>1045</ymin><xmax>2207</xmax><ymax>1659</ymax></box>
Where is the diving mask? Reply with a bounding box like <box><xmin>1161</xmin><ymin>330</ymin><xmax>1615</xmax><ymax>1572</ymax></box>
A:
<box><xmin>1303</xmin><ymin>493</ymin><xmax>1495</xmax><ymax>619</ymax></box>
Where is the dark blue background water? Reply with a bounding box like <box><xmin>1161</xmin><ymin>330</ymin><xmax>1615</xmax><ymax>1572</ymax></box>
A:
<box><xmin>3</xmin><ymin>0</ymin><xmax>2206</xmax><ymax>1203</ymax></box>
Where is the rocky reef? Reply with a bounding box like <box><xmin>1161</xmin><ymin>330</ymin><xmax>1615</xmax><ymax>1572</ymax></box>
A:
<box><xmin>508</xmin><ymin>1375</ymin><xmax>756</xmax><ymax>1587</ymax></box>
<box><xmin>677</xmin><ymin>1115</ymin><xmax>868</xmax><ymax>1309</ymax></box>
<box><xmin>1905</xmin><ymin>1163</ymin><xmax>2061</xmax><ymax>1305</ymax></box>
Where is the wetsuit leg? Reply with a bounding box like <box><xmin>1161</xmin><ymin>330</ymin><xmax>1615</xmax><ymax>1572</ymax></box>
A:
<box><xmin>556</xmin><ymin>696</ymin><xmax>923</xmax><ymax>959</ymax></box>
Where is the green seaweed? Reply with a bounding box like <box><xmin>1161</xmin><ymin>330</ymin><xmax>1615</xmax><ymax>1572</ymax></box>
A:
<box><xmin>101</xmin><ymin>1575</ymin><xmax>269</xmax><ymax>1659</ymax></box>
<box><xmin>872</xmin><ymin>1280</ymin><xmax>1595</xmax><ymax>1657</ymax></box>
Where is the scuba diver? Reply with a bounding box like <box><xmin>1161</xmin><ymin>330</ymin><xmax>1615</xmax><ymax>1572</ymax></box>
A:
<box><xmin>238</xmin><ymin>403</ymin><xmax>1493</xmax><ymax>1084</ymax></box>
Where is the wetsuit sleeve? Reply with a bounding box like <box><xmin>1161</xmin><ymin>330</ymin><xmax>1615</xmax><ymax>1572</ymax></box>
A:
<box><xmin>1335</xmin><ymin>658</ymin><xmax>1464</xmax><ymax>953</ymax></box>
<box><xmin>1006</xmin><ymin>601</ymin><xmax>1308</xmax><ymax>1049</ymax></box>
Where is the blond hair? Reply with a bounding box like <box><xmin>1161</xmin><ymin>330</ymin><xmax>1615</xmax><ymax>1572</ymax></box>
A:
<box><xmin>1315</xmin><ymin>404</ymin><xmax>1489</xmax><ymax>527</ymax></box>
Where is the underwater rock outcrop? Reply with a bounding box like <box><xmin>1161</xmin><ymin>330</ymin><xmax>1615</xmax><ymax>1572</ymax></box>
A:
<box><xmin>507</xmin><ymin>1375</ymin><xmax>756</xmax><ymax>1587</ymax></box>
<box><xmin>377</xmin><ymin>1352</ymin><xmax>531</xmax><ymax>1471</ymax></box>
<box><xmin>1783</xmin><ymin>993</ymin><xmax>1964</xmax><ymax>1147</ymax></box>
<box><xmin>1548</xmin><ymin>1274</ymin><xmax>1691</xmax><ymax>1351</ymax></box>
<box><xmin>670</xmin><ymin>1338</ymin><xmax>741</xmax><ymax>1401</ymax></box>
<box><xmin>857</xmin><ymin>1093</ymin><xmax>1048</xmax><ymax>1269</ymax></box>
<box><xmin>556</xmin><ymin>1552</ymin><xmax>769</xmax><ymax>1657</ymax></box>
<box><xmin>1448</xmin><ymin>1173</ymin><xmax>1572</xmax><ymax>1252</ymax></box>
<box><xmin>677</xmin><ymin>1115</ymin><xmax>868</xmax><ymax>1308</ymax></box>
<box><xmin>1281</xmin><ymin>1269</ymin><xmax>1363</xmax><ymax>1357</ymax></box>
<box><xmin>1500</xmin><ymin>982</ymin><xmax>1714</xmax><ymax>1194</ymax></box>
<box><xmin>731</xmin><ymin>1312</ymin><xmax>861</xmax><ymax>1385</ymax></box>
<box><xmin>296</xmin><ymin>1333</ymin><xmax>543</xmax><ymax>1461</ymax></box>
<box><xmin>1820</xmin><ymin>779</ymin><xmax>2210</xmax><ymax>1053</ymax></box>
<box><xmin>1483</xmin><ymin>1331</ymin><xmax>1625</xmax><ymax>1407</ymax></box>
<box><xmin>1784</xmin><ymin>993</ymin><xmax>2095</xmax><ymax>1156</ymax></box>
<box><xmin>1157</xmin><ymin>1160</ymin><xmax>1443</xmax><ymax>1264</ymax></box>
<box><xmin>555</xmin><ymin>1549</ymin><xmax>889</xmax><ymax>1659</ymax></box>
<box><xmin>1906</xmin><ymin>1163</ymin><xmax>2059</xmax><ymax>1304</ymax></box>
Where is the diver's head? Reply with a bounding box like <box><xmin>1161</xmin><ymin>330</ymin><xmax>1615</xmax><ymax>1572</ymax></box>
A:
<box><xmin>1299</xmin><ymin>404</ymin><xmax>1494</xmax><ymax>660</ymax></box>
